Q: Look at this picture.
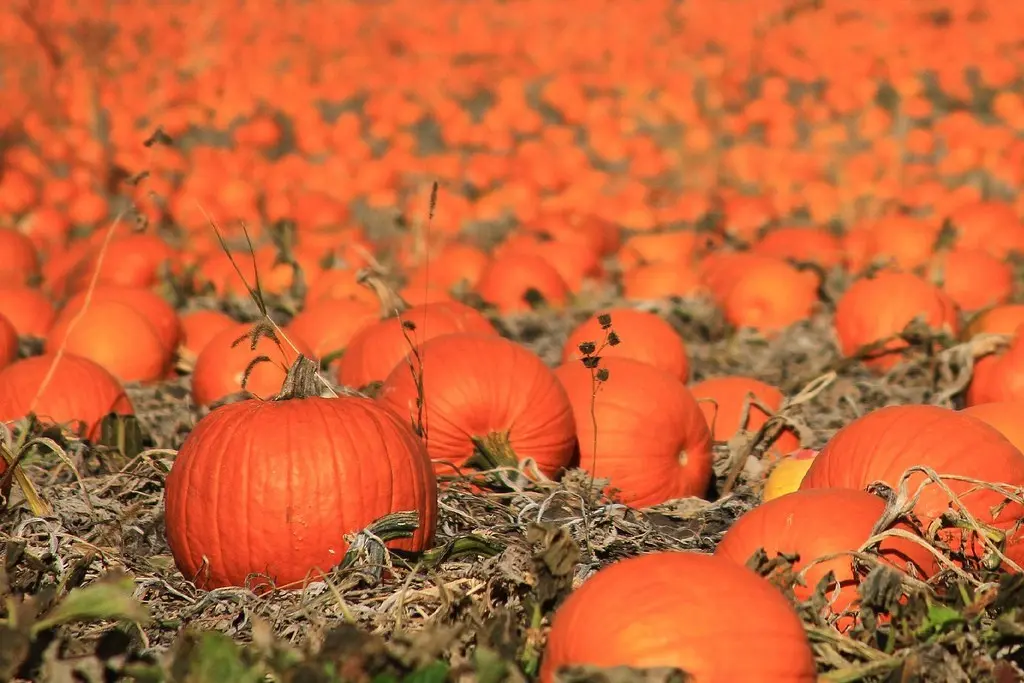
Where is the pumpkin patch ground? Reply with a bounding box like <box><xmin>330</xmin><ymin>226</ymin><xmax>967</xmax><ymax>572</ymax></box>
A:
<box><xmin>5</xmin><ymin>1</ymin><xmax>1024</xmax><ymax>681</ymax></box>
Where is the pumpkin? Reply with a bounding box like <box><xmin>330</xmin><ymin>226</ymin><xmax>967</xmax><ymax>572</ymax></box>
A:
<box><xmin>962</xmin><ymin>401</ymin><xmax>1024</xmax><ymax>453</ymax></box>
<box><xmin>475</xmin><ymin>251</ymin><xmax>570</xmax><ymax>314</ymax></box>
<box><xmin>929</xmin><ymin>247</ymin><xmax>1013</xmax><ymax>311</ymax></box>
<box><xmin>337</xmin><ymin>276</ymin><xmax>496</xmax><ymax>389</ymax></box>
<box><xmin>164</xmin><ymin>358</ymin><xmax>437</xmax><ymax>590</ymax></box>
<box><xmin>715</xmin><ymin>489</ymin><xmax>930</xmax><ymax>629</ymax></box>
<box><xmin>60</xmin><ymin>286</ymin><xmax>183</xmax><ymax>356</ymax></box>
<box><xmin>178</xmin><ymin>309</ymin><xmax>237</xmax><ymax>360</ymax></box>
<box><xmin>562</xmin><ymin>308</ymin><xmax>690</xmax><ymax>381</ymax></box>
<box><xmin>752</xmin><ymin>226</ymin><xmax>843</xmax><ymax>269</ymax></box>
<box><xmin>0</xmin><ymin>314</ymin><xmax>16</xmax><ymax>371</ymax></box>
<box><xmin>966</xmin><ymin>325</ymin><xmax>1024</xmax><ymax>406</ymax></box>
<box><xmin>0</xmin><ymin>286</ymin><xmax>56</xmax><ymax>337</ymax></box>
<box><xmin>554</xmin><ymin>357</ymin><xmax>713</xmax><ymax>507</ymax></box>
<box><xmin>0</xmin><ymin>353</ymin><xmax>134</xmax><ymax>440</ymax></box>
<box><xmin>191</xmin><ymin>323</ymin><xmax>313</xmax><ymax>407</ymax></box>
<box><xmin>963</xmin><ymin>304</ymin><xmax>1024</xmax><ymax>339</ymax></box>
<box><xmin>621</xmin><ymin>262</ymin><xmax>706</xmax><ymax>301</ymax></box>
<box><xmin>721</xmin><ymin>259</ymin><xmax>819</xmax><ymax>336</ymax></box>
<box><xmin>763</xmin><ymin>448</ymin><xmax>818</xmax><ymax>501</ymax></box>
<box><xmin>689</xmin><ymin>376</ymin><xmax>800</xmax><ymax>458</ymax></box>
<box><xmin>285</xmin><ymin>297</ymin><xmax>378</xmax><ymax>362</ymax></box>
<box><xmin>45</xmin><ymin>298</ymin><xmax>173</xmax><ymax>383</ymax></box>
<box><xmin>541</xmin><ymin>551</ymin><xmax>816</xmax><ymax>683</ymax></box>
<box><xmin>833</xmin><ymin>271</ymin><xmax>959</xmax><ymax>371</ymax></box>
<box><xmin>799</xmin><ymin>404</ymin><xmax>1024</xmax><ymax>573</ymax></box>
<box><xmin>378</xmin><ymin>332</ymin><xmax>576</xmax><ymax>478</ymax></box>
<box><xmin>0</xmin><ymin>228</ymin><xmax>40</xmax><ymax>285</ymax></box>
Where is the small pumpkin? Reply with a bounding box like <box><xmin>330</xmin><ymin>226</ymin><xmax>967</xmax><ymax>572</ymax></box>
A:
<box><xmin>722</xmin><ymin>259</ymin><xmax>819</xmax><ymax>336</ymax></box>
<box><xmin>191</xmin><ymin>323</ymin><xmax>313</xmax><ymax>407</ymax></box>
<box><xmin>689</xmin><ymin>375</ymin><xmax>800</xmax><ymax>459</ymax></box>
<box><xmin>378</xmin><ymin>332</ymin><xmax>576</xmax><ymax>479</ymax></box>
<box><xmin>554</xmin><ymin>357</ymin><xmax>713</xmax><ymax>507</ymax></box>
<box><xmin>285</xmin><ymin>297</ymin><xmax>378</xmax><ymax>363</ymax></box>
<box><xmin>0</xmin><ymin>353</ymin><xmax>134</xmax><ymax>440</ymax></box>
<box><xmin>562</xmin><ymin>308</ymin><xmax>690</xmax><ymax>381</ymax></box>
<box><xmin>833</xmin><ymin>271</ymin><xmax>959</xmax><ymax>371</ymax></box>
<box><xmin>475</xmin><ymin>251</ymin><xmax>570</xmax><ymax>314</ymax></box>
<box><xmin>178</xmin><ymin>309</ymin><xmax>237</xmax><ymax>360</ymax></box>
<box><xmin>164</xmin><ymin>357</ymin><xmax>437</xmax><ymax>591</ymax></box>
<box><xmin>541</xmin><ymin>551</ymin><xmax>816</xmax><ymax>683</ymax></box>
<box><xmin>60</xmin><ymin>286</ymin><xmax>183</xmax><ymax>356</ymax></box>
<box><xmin>966</xmin><ymin>325</ymin><xmax>1024</xmax><ymax>406</ymax></box>
<box><xmin>963</xmin><ymin>304</ymin><xmax>1024</xmax><ymax>339</ymax></box>
<box><xmin>962</xmin><ymin>401</ymin><xmax>1024</xmax><ymax>453</ymax></box>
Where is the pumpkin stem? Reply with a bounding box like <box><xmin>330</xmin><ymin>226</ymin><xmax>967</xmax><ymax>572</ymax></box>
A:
<box><xmin>276</xmin><ymin>355</ymin><xmax>322</xmax><ymax>401</ymax></box>
<box><xmin>467</xmin><ymin>431</ymin><xmax>521</xmax><ymax>470</ymax></box>
<box><xmin>337</xmin><ymin>510</ymin><xmax>421</xmax><ymax>579</ymax></box>
<box><xmin>357</xmin><ymin>268</ymin><xmax>408</xmax><ymax>317</ymax></box>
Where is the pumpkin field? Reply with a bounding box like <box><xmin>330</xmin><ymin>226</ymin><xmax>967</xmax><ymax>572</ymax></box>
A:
<box><xmin>6</xmin><ymin>0</ymin><xmax>1024</xmax><ymax>680</ymax></box>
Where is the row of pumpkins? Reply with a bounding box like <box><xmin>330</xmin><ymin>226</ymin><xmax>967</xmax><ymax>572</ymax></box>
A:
<box><xmin>4</xmin><ymin>249</ymin><xmax>1024</xmax><ymax>681</ymax></box>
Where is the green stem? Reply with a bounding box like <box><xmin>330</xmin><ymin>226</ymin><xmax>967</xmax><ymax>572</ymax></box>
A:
<box><xmin>467</xmin><ymin>431</ymin><xmax>520</xmax><ymax>470</ymax></box>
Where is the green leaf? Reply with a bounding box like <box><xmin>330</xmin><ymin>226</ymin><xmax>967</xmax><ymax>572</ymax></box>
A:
<box><xmin>403</xmin><ymin>660</ymin><xmax>450</xmax><ymax>683</ymax></box>
<box><xmin>172</xmin><ymin>631</ymin><xmax>264</xmax><ymax>683</ymax></box>
<box><xmin>916</xmin><ymin>603</ymin><xmax>964</xmax><ymax>640</ymax></box>
<box><xmin>32</xmin><ymin>573</ymin><xmax>148</xmax><ymax>634</ymax></box>
<box><xmin>474</xmin><ymin>646</ymin><xmax>508</xmax><ymax>683</ymax></box>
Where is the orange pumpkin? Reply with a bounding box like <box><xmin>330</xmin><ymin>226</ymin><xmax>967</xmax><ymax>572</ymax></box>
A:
<box><xmin>562</xmin><ymin>308</ymin><xmax>689</xmax><ymax>381</ymax></box>
<box><xmin>338</xmin><ymin>299</ymin><xmax>496</xmax><ymax>389</ymax></box>
<box><xmin>60</xmin><ymin>286</ymin><xmax>182</xmax><ymax>356</ymax></box>
<box><xmin>0</xmin><ymin>286</ymin><xmax>56</xmax><ymax>338</ymax></box>
<box><xmin>541</xmin><ymin>552</ymin><xmax>816</xmax><ymax>683</ymax></box>
<box><xmin>285</xmin><ymin>298</ymin><xmax>378</xmax><ymax>362</ymax></box>
<box><xmin>961</xmin><ymin>401</ymin><xmax>1024</xmax><ymax>454</ymax></box>
<box><xmin>178</xmin><ymin>309</ymin><xmax>237</xmax><ymax>359</ymax></box>
<box><xmin>963</xmin><ymin>304</ymin><xmax>1024</xmax><ymax>339</ymax></box>
<box><xmin>554</xmin><ymin>357</ymin><xmax>713</xmax><ymax>507</ymax></box>
<box><xmin>689</xmin><ymin>376</ymin><xmax>800</xmax><ymax>458</ymax></box>
<box><xmin>0</xmin><ymin>314</ymin><xmax>17</xmax><ymax>371</ymax></box>
<box><xmin>475</xmin><ymin>251</ymin><xmax>570</xmax><ymax>314</ymax></box>
<box><xmin>378</xmin><ymin>332</ymin><xmax>576</xmax><ymax>478</ymax></box>
<box><xmin>0</xmin><ymin>353</ymin><xmax>134</xmax><ymax>440</ymax></box>
<box><xmin>191</xmin><ymin>323</ymin><xmax>313</xmax><ymax>407</ymax></box>
<box><xmin>164</xmin><ymin>369</ymin><xmax>437</xmax><ymax>591</ymax></box>
<box><xmin>833</xmin><ymin>272</ymin><xmax>960</xmax><ymax>371</ymax></box>
<box><xmin>752</xmin><ymin>226</ymin><xmax>843</xmax><ymax>269</ymax></box>
<box><xmin>721</xmin><ymin>259</ymin><xmax>819</xmax><ymax>336</ymax></box>
<box><xmin>930</xmin><ymin>247</ymin><xmax>1013</xmax><ymax>311</ymax></box>
<box><xmin>966</xmin><ymin>326</ymin><xmax>1024</xmax><ymax>406</ymax></box>
<box><xmin>716</xmin><ymin>489</ymin><xmax>929</xmax><ymax>629</ymax></box>
<box><xmin>46</xmin><ymin>299</ymin><xmax>173</xmax><ymax>384</ymax></box>
<box><xmin>799</xmin><ymin>405</ymin><xmax>1024</xmax><ymax>574</ymax></box>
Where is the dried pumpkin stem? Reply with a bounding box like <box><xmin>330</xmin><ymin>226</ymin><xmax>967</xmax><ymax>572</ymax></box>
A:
<box><xmin>338</xmin><ymin>510</ymin><xmax>421</xmax><ymax>573</ymax></box>
<box><xmin>468</xmin><ymin>431</ymin><xmax>521</xmax><ymax>471</ymax></box>
<box><xmin>357</xmin><ymin>268</ymin><xmax>408</xmax><ymax>317</ymax></box>
<box><xmin>275</xmin><ymin>355</ymin><xmax>322</xmax><ymax>401</ymax></box>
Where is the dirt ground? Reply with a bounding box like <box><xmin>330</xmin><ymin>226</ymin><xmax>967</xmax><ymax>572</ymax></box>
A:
<box><xmin>5</xmin><ymin>271</ymin><xmax>1024</xmax><ymax>682</ymax></box>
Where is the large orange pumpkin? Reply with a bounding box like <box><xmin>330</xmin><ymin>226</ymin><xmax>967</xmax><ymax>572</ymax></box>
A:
<box><xmin>561</xmin><ymin>308</ymin><xmax>690</xmax><ymax>381</ymax></box>
<box><xmin>378</xmin><ymin>332</ymin><xmax>576</xmax><ymax>479</ymax></box>
<box><xmin>799</xmin><ymin>405</ymin><xmax>1024</xmax><ymax>573</ymax></box>
<box><xmin>554</xmin><ymin>357</ymin><xmax>713</xmax><ymax>507</ymax></box>
<box><xmin>164</xmin><ymin>366</ymin><xmax>437</xmax><ymax>591</ymax></box>
<box><xmin>541</xmin><ymin>552</ymin><xmax>816</xmax><ymax>683</ymax></box>
<box><xmin>0</xmin><ymin>353</ymin><xmax>134</xmax><ymax>440</ymax></box>
<box><xmin>689</xmin><ymin>376</ymin><xmax>800</xmax><ymax>458</ymax></box>
<box><xmin>715</xmin><ymin>489</ymin><xmax>930</xmax><ymax>629</ymax></box>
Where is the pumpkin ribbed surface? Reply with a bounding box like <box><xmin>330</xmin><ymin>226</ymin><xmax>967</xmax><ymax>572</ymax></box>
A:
<box><xmin>541</xmin><ymin>551</ymin><xmax>817</xmax><ymax>683</ymax></box>
<box><xmin>164</xmin><ymin>395</ymin><xmax>437</xmax><ymax>590</ymax></box>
